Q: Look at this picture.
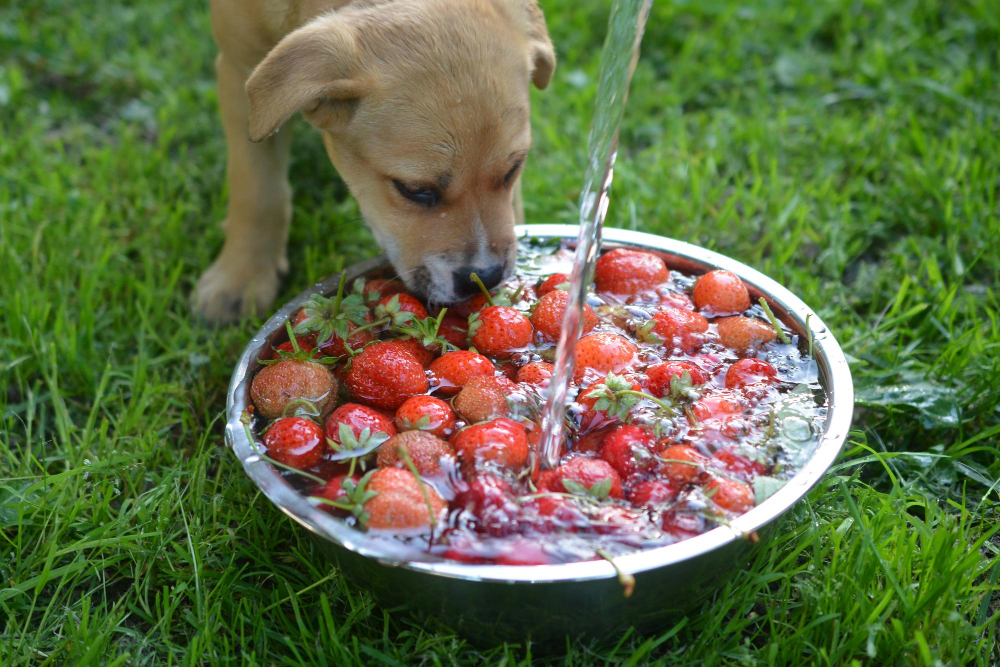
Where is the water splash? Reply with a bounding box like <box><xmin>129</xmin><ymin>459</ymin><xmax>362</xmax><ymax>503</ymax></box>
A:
<box><xmin>538</xmin><ymin>0</ymin><xmax>654</xmax><ymax>468</ymax></box>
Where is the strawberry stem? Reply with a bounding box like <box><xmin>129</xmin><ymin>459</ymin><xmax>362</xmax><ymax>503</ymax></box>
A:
<box><xmin>596</xmin><ymin>548</ymin><xmax>635</xmax><ymax>598</ymax></box>
<box><xmin>285</xmin><ymin>321</ymin><xmax>302</xmax><ymax>354</ymax></box>
<box><xmin>333</xmin><ymin>271</ymin><xmax>348</xmax><ymax>318</ymax></box>
<box><xmin>758</xmin><ymin>297</ymin><xmax>791</xmax><ymax>344</ymax></box>
<box><xmin>395</xmin><ymin>446</ymin><xmax>439</xmax><ymax>530</ymax></box>
<box><xmin>469</xmin><ymin>273</ymin><xmax>495</xmax><ymax>307</ymax></box>
<box><xmin>617</xmin><ymin>389</ymin><xmax>676</xmax><ymax>413</ymax></box>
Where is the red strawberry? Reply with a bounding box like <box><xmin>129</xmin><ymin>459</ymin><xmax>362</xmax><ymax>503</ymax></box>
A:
<box><xmin>703</xmin><ymin>476</ymin><xmax>755</xmax><ymax>513</ymax></box>
<box><xmin>364</xmin><ymin>278</ymin><xmax>407</xmax><ymax>300</ymax></box>
<box><xmin>392</xmin><ymin>337</ymin><xmax>436</xmax><ymax>367</ymax></box>
<box><xmin>594</xmin><ymin>248</ymin><xmax>669</xmax><ymax>295</ymax></box>
<box><xmin>573</xmin><ymin>333</ymin><xmax>638</xmax><ymax>381</ymax></box>
<box><xmin>691</xmin><ymin>390</ymin><xmax>748</xmax><ymax>424</ymax></box>
<box><xmin>530</xmin><ymin>290</ymin><xmax>598</xmax><ymax>342</ymax></box>
<box><xmin>324</xmin><ymin>402</ymin><xmax>397</xmax><ymax>449</ymax></box>
<box><xmin>599</xmin><ymin>424</ymin><xmax>658</xmax><ymax>477</ymax></box>
<box><xmin>377</xmin><ymin>293</ymin><xmax>429</xmax><ymax>322</ymax></box>
<box><xmin>725</xmin><ymin>358</ymin><xmax>777</xmax><ymax>390</ymax></box>
<box><xmin>363</xmin><ymin>467</ymin><xmax>447</xmax><ymax>530</ymax></box>
<box><xmin>376</xmin><ymin>430</ymin><xmax>456</xmax><ymax>475</ymax></box>
<box><xmin>251</xmin><ymin>359</ymin><xmax>338</xmax><ymax>419</ymax></box>
<box><xmin>439</xmin><ymin>313</ymin><xmax>470</xmax><ymax>350</ymax></box>
<box><xmin>272</xmin><ymin>336</ymin><xmax>318</xmax><ymax>359</ymax></box>
<box><xmin>646</xmin><ymin>361</ymin><xmax>709</xmax><ymax>398</ymax></box>
<box><xmin>692</xmin><ymin>270</ymin><xmax>751</xmax><ymax>316</ymax></box>
<box><xmin>658</xmin><ymin>444</ymin><xmax>708</xmax><ymax>484</ymax></box>
<box><xmin>263</xmin><ymin>417</ymin><xmax>327</xmax><ymax>469</ymax></box>
<box><xmin>576</xmin><ymin>377</ymin><xmax>642</xmax><ymax>432</ymax></box>
<box><xmin>711</xmin><ymin>448</ymin><xmax>767</xmax><ymax>482</ymax></box>
<box><xmin>716</xmin><ymin>317</ymin><xmax>778</xmax><ymax>353</ymax></box>
<box><xmin>451</xmin><ymin>417</ymin><xmax>529</xmax><ymax>469</ymax></box>
<box><xmin>516</xmin><ymin>361</ymin><xmax>555</xmax><ymax>388</ymax></box>
<box><xmin>314</xmin><ymin>474</ymin><xmax>359</xmax><ymax>512</ymax></box>
<box><xmin>495</xmin><ymin>539</ymin><xmax>552</xmax><ymax>565</ymax></box>
<box><xmin>537</xmin><ymin>273</ymin><xmax>570</xmax><ymax>296</ymax></box>
<box><xmin>344</xmin><ymin>341</ymin><xmax>429</xmax><ymax>410</ymax></box>
<box><xmin>469</xmin><ymin>306</ymin><xmax>533</xmax><ymax>357</ymax></box>
<box><xmin>451</xmin><ymin>292</ymin><xmax>492</xmax><ymax>318</ymax></box>
<box><xmin>316</xmin><ymin>320</ymin><xmax>376</xmax><ymax>358</ymax></box>
<box><xmin>537</xmin><ymin>457</ymin><xmax>623</xmax><ymax>499</ymax></box>
<box><xmin>455</xmin><ymin>474</ymin><xmax>518</xmax><ymax>535</ymax></box>
<box><xmin>394</xmin><ymin>395</ymin><xmax>456</xmax><ymax>437</ymax></box>
<box><xmin>428</xmin><ymin>350</ymin><xmax>496</xmax><ymax>395</ymax></box>
<box><xmin>453</xmin><ymin>375</ymin><xmax>511</xmax><ymax>423</ymax></box>
<box><xmin>627</xmin><ymin>478</ymin><xmax>679</xmax><ymax>507</ymax></box>
<box><xmin>646</xmin><ymin>308</ymin><xmax>708</xmax><ymax>351</ymax></box>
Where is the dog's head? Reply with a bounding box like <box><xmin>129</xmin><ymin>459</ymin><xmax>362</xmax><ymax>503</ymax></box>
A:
<box><xmin>245</xmin><ymin>0</ymin><xmax>555</xmax><ymax>302</ymax></box>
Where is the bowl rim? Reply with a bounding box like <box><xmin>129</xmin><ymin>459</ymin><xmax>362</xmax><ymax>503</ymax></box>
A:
<box><xmin>225</xmin><ymin>224</ymin><xmax>854</xmax><ymax>583</ymax></box>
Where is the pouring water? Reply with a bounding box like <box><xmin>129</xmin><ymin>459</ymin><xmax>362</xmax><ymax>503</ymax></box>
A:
<box><xmin>538</xmin><ymin>0</ymin><xmax>654</xmax><ymax>468</ymax></box>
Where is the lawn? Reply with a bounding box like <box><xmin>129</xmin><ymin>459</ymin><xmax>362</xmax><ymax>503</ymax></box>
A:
<box><xmin>2</xmin><ymin>0</ymin><xmax>999</xmax><ymax>663</ymax></box>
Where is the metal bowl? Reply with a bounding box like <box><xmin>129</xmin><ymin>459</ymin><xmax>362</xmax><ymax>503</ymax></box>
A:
<box><xmin>225</xmin><ymin>224</ymin><xmax>853</xmax><ymax>646</ymax></box>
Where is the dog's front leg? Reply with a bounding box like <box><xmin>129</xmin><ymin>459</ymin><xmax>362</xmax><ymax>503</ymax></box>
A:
<box><xmin>194</xmin><ymin>52</ymin><xmax>293</xmax><ymax>324</ymax></box>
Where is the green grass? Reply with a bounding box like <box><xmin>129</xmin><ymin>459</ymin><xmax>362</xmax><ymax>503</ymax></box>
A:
<box><xmin>2</xmin><ymin>0</ymin><xmax>999</xmax><ymax>663</ymax></box>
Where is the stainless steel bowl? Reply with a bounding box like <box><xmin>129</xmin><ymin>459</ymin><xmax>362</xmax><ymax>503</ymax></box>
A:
<box><xmin>225</xmin><ymin>224</ymin><xmax>854</xmax><ymax>645</ymax></box>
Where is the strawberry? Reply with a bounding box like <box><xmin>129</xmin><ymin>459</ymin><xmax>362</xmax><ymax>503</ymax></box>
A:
<box><xmin>599</xmin><ymin>424</ymin><xmax>658</xmax><ymax>477</ymax></box>
<box><xmin>363</xmin><ymin>278</ymin><xmax>407</xmax><ymax>301</ymax></box>
<box><xmin>711</xmin><ymin>448</ymin><xmax>767</xmax><ymax>482</ymax></box>
<box><xmin>530</xmin><ymin>289</ymin><xmax>598</xmax><ymax>342</ymax></box>
<box><xmin>438</xmin><ymin>313</ymin><xmax>470</xmax><ymax>350</ymax></box>
<box><xmin>703</xmin><ymin>476</ymin><xmax>755</xmax><ymax>513</ymax></box>
<box><xmin>263</xmin><ymin>417</ymin><xmax>327</xmax><ymax>469</ymax></box>
<box><xmin>344</xmin><ymin>341</ymin><xmax>429</xmax><ymax>410</ymax></box>
<box><xmin>313</xmin><ymin>474</ymin><xmax>360</xmax><ymax>512</ymax></box>
<box><xmin>576</xmin><ymin>375</ymin><xmax>643</xmax><ymax>430</ymax></box>
<box><xmin>271</xmin><ymin>336</ymin><xmax>318</xmax><ymax>359</ymax></box>
<box><xmin>376</xmin><ymin>293</ymin><xmax>429</xmax><ymax>325</ymax></box>
<box><xmin>293</xmin><ymin>277</ymin><xmax>373</xmax><ymax>357</ymax></box>
<box><xmin>455</xmin><ymin>474</ymin><xmax>519</xmax><ymax>535</ymax></box>
<box><xmin>376</xmin><ymin>430</ymin><xmax>456</xmax><ymax>475</ymax></box>
<box><xmin>453</xmin><ymin>375</ymin><xmax>511</xmax><ymax>423</ymax></box>
<box><xmin>537</xmin><ymin>273</ymin><xmax>570</xmax><ymax>296</ymax></box>
<box><xmin>516</xmin><ymin>361</ymin><xmax>555</xmax><ymax>388</ymax></box>
<box><xmin>391</xmin><ymin>337</ymin><xmax>436</xmax><ymax>367</ymax></box>
<box><xmin>627</xmin><ymin>478</ymin><xmax>679</xmax><ymax>507</ymax></box>
<box><xmin>690</xmin><ymin>390</ymin><xmax>748</xmax><ymax>424</ymax></box>
<box><xmin>646</xmin><ymin>361</ymin><xmax>709</xmax><ymax>398</ymax></box>
<box><xmin>363</xmin><ymin>467</ymin><xmax>448</xmax><ymax>530</ymax></box>
<box><xmin>594</xmin><ymin>248</ymin><xmax>669</xmax><ymax>295</ymax></box>
<box><xmin>324</xmin><ymin>402</ymin><xmax>397</xmax><ymax>452</ymax></box>
<box><xmin>641</xmin><ymin>308</ymin><xmax>708</xmax><ymax>351</ymax></box>
<box><xmin>451</xmin><ymin>417</ymin><xmax>529</xmax><ymax>469</ymax></box>
<box><xmin>495</xmin><ymin>539</ymin><xmax>552</xmax><ymax>565</ymax></box>
<box><xmin>428</xmin><ymin>350</ymin><xmax>496</xmax><ymax>395</ymax></box>
<box><xmin>394</xmin><ymin>395</ymin><xmax>456</xmax><ymax>437</ymax></box>
<box><xmin>251</xmin><ymin>359</ymin><xmax>338</xmax><ymax>419</ymax></box>
<box><xmin>469</xmin><ymin>306</ymin><xmax>533</xmax><ymax>357</ymax></box>
<box><xmin>716</xmin><ymin>317</ymin><xmax>778</xmax><ymax>353</ymax></box>
<box><xmin>725</xmin><ymin>358</ymin><xmax>777</xmax><ymax>390</ymax></box>
<box><xmin>658</xmin><ymin>444</ymin><xmax>708</xmax><ymax>484</ymax></box>
<box><xmin>537</xmin><ymin>457</ymin><xmax>623</xmax><ymax>499</ymax></box>
<box><xmin>692</xmin><ymin>269</ymin><xmax>751</xmax><ymax>316</ymax></box>
<box><xmin>573</xmin><ymin>333</ymin><xmax>638</xmax><ymax>381</ymax></box>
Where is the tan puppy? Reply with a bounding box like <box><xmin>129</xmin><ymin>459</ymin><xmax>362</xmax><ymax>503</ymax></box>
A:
<box><xmin>196</xmin><ymin>0</ymin><xmax>555</xmax><ymax>323</ymax></box>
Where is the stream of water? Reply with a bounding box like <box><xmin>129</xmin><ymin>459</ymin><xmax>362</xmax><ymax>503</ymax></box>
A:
<box><xmin>538</xmin><ymin>0</ymin><xmax>654</xmax><ymax>468</ymax></box>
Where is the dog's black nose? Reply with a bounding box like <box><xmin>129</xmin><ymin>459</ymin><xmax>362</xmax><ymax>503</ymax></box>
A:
<box><xmin>453</xmin><ymin>264</ymin><xmax>504</xmax><ymax>299</ymax></box>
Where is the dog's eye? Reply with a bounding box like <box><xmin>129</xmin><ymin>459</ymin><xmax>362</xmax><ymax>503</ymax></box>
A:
<box><xmin>503</xmin><ymin>160</ymin><xmax>523</xmax><ymax>188</ymax></box>
<box><xmin>393</xmin><ymin>179</ymin><xmax>441</xmax><ymax>208</ymax></box>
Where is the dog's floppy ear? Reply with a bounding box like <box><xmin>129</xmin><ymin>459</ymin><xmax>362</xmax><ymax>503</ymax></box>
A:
<box><xmin>522</xmin><ymin>1</ymin><xmax>556</xmax><ymax>89</ymax></box>
<box><xmin>246</xmin><ymin>14</ymin><xmax>365</xmax><ymax>142</ymax></box>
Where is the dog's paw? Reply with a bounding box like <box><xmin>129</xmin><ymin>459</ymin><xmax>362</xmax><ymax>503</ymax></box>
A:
<box><xmin>193</xmin><ymin>253</ymin><xmax>285</xmax><ymax>325</ymax></box>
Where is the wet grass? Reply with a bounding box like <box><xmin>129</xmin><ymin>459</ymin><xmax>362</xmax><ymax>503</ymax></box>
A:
<box><xmin>1</xmin><ymin>0</ymin><xmax>998</xmax><ymax>663</ymax></box>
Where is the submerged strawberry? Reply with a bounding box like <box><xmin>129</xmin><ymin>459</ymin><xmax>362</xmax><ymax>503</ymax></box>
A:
<box><xmin>703</xmin><ymin>476</ymin><xmax>755</xmax><ymax>513</ymax></box>
<box><xmin>594</xmin><ymin>248</ymin><xmax>669</xmax><ymax>295</ymax></box>
<box><xmin>599</xmin><ymin>424</ymin><xmax>658</xmax><ymax>477</ymax></box>
<box><xmin>376</xmin><ymin>430</ymin><xmax>456</xmax><ymax>475</ymax></box>
<box><xmin>658</xmin><ymin>444</ymin><xmax>708</xmax><ymax>484</ymax></box>
<box><xmin>344</xmin><ymin>341</ymin><xmax>429</xmax><ymax>410</ymax></box>
<box><xmin>263</xmin><ymin>417</ymin><xmax>327</xmax><ymax>469</ymax></box>
<box><xmin>453</xmin><ymin>375</ymin><xmax>512</xmax><ymax>423</ymax></box>
<box><xmin>725</xmin><ymin>358</ymin><xmax>777</xmax><ymax>390</ymax></box>
<box><xmin>646</xmin><ymin>361</ymin><xmax>709</xmax><ymax>398</ymax></box>
<box><xmin>537</xmin><ymin>457</ymin><xmax>624</xmax><ymax>500</ymax></box>
<box><xmin>251</xmin><ymin>359</ymin><xmax>338</xmax><ymax>419</ymax></box>
<box><xmin>452</xmin><ymin>418</ymin><xmax>529</xmax><ymax>470</ymax></box>
<box><xmin>643</xmin><ymin>308</ymin><xmax>709</xmax><ymax>351</ymax></box>
<box><xmin>627</xmin><ymin>478</ymin><xmax>680</xmax><ymax>507</ymax></box>
<box><xmin>363</xmin><ymin>467</ymin><xmax>448</xmax><ymax>531</ymax></box>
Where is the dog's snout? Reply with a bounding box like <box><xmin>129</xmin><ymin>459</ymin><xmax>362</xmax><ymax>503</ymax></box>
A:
<box><xmin>453</xmin><ymin>264</ymin><xmax>505</xmax><ymax>299</ymax></box>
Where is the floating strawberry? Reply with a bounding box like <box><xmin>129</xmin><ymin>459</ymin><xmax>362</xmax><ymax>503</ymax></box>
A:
<box><xmin>363</xmin><ymin>467</ymin><xmax>447</xmax><ymax>530</ymax></box>
<box><xmin>428</xmin><ymin>350</ymin><xmax>496</xmax><ymax>395</ymax></box>
<box><xmin>537</xmin><ymin>457</ymin><xmax>623</xmax><ymax>500</ymax></box>
<box><xmin>251</xmin><ymin>358</ymin><xmax>338</xmax><ymax>419</ymax></box>
<box><xmin>451</xmin><ymin>417</ymin><xmax>529</xmax><ymax>469</ymax></box>
<box><xmin>599</xmin><ymin>424</ymin><xmax>658</xmax><ymax>477</ymax></box>
<box><xmin>263</xmin><ymin>416</ymin><xmax>327</xmax><ymax>469</ymax></box>
<box><xmin>639</xmin><ymin>308</ymin><xmax>708</xmax><ymax>351</ymax></box>
<box><xmin>715</xmin><ymin>317</ymin><xmax>778</xmax><ymax>353</ymax></box>
<box><xmin>725</xmin><ymin>358</ymin><xmax>777</xmax><ymax>390</ymax></box>
<box><xmin>692</xmin><ymin>269</ymin><xmax>750</xmax><ymax>316</ymax></box>
<box><xmin>594</xmin><ymin>248</ymin><xmax>669</xmax><ymax>295</ymax></box>
<box><xmin>376</xmin><ymin>430</ymin><xmax>456</xmax><ymax>475</ymax></box>
<box><xmin>453</xmin><ymin>375</ymin><xmax>511</xmax><ymax>423</ymax></box>
<box><xmin>530</xmin><ymin>289</ymin><xmax>598</xmax><ymax>342</ymax></box>
<box><xmin>344</xmin><ymin>341</ymin><xmax>429</xmax><ymax>410</ymax></box>
<box><xmin>573</xmin><ymin>332</ymin><xmax>638</xmax><ymax>381</ymax></box>
<box><xmin>537</xmin><ymin>273</ymin><xmax>570</xmax><ymax>296</ymax></box>
<box><xmin>394</xmin><ymin>395</ymin><xmax>456</xmax><ymax>437</ymax></box>
<box><xmin>324</xmin><ymin>402</ymin><xmax>396</xmax><ymax>454</ymax></box>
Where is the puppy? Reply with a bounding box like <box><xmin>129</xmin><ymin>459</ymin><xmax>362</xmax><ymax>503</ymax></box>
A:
<box><xmin>196</xmin><ymin>0</ymin><xmax>555</xmax><ymax>323</ymax></box>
